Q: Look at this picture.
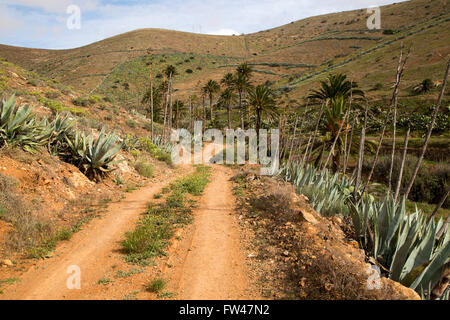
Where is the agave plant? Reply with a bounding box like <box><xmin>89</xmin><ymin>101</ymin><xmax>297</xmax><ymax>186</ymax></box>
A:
<box><xmin>66</xmin><ymin>128</ymin><xmax>123</xmax><ymax>181</ymax></box>
<box><xmin>351</xmin><ymin>195</ymin><xmax>449</xmax><ymax>298</ymax></box>
<box><xmin>279</xmin><ymin>162</ymin><xmax>354</xmax><ymax>216</ymax></box>
<box><xmin>121</xmin><ymin>134</ymin><xmax>141</xmax><ymax>152</ymax></box>
<box><xmin>152</xmin><ymin>135</ymin><xmax>174</xmax><ymax>153</ymax></box>
<box><xmin>281</xmin><ymin>160</ymin><xmax>449</xmax><ymax>298</ymax></box>
<box><xmin>43</xmin><ymin>113</ymin><xmax>75</xmax><ymax>155</ymax></box>
<box><xmin>0</xmin><ymin>95</ymin><xmax>47</xmax><ymax>152</ymax></box>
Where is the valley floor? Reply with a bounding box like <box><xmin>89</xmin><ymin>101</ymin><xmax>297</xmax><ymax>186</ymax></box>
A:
<box><xmin>0</xmin><ymin>145</ymin><xmax>420</xmax><ymax>300</ymax></box>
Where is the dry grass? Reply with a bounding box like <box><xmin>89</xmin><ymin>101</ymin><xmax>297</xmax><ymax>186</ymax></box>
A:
<box><xmin>0</xmin><ymin>0</ymin><xmax>446</xmax><ymax>100</ymax></box>
<box><xmin>233</xmin><ymin>170</ymin><xmax>406</xmax><ymax>300</ymax></box>
<box><xmin>249</xmin><ymin>183</ymin><xmax>297</xmax><ymax>222</ymax></box>
<box><xmin>0</xmin><ymin>173</ymin><xmax>53</xmax><ymax>252</ymax></box>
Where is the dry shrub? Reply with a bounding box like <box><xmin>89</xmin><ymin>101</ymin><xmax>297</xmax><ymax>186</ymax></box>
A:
<box><xmin>297</xmin><ymin>247</ymin><xmax>380</xmax><ymax>300</ymax></box>
<box><xmin>0</xmin><ymin>173</ymin><xmax>52</xmax><ymax>252</ymax></box>
<box><xmin>250</xmin><ymin>183</ymin><xmax>297</xmax><ymax>221</ymax></box>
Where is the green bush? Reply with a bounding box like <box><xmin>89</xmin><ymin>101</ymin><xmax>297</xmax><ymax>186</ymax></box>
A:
<box><xmin>139</xmin><ymin>137</ymin><xmax>173</xmax><ymax>166</ymax></box>
<box><xmin>147</xmin><ymin>278</ymin><xmax>166</xmax><ymax>293</ymax></box>
<box><xmin>134</xmin><ymin>160</ymin><xmax>154</xmax><ymax>178</ymax></box>
<box><xmin>72</xmin><ymin>97</ymin><xmax>90</xmax><ymax>107</ymax></box>
<box><xmin>44</xmin><ymin>90</ymin><xmax>61</xmax><ymax>99</ymax></box>
<box><xmin>41</xmin><ymin>97</ymin><xmax>86</xmax><ymax>115</ymax></box>
<box><xmin>397</xmin><ymin>113</ymin><xmax>449</xmax><ymax>133</ymax></box>
<box><xmin>363</xmin><ymin>155</ymin><xmax>449</xmax><ymax>207</ymax></box>
<box><xmin>122</xmin><ymin>215</ymin><xmax>174</xmax><ymax>264</ymax></box>
<box><xmin>171</xmin><ymin>165</ymin><xmax>211</xmax><ymax>195</ymax></box>
<box><xmin>88</xmin><ymin>95</ymin><xmax>101</xmax><ymax>104</ymax></box>
<box><xmin>27</xmin><ymin>79</ymin><xmax>38</xmax><ymax>86</ymax></box>
<box><xmin>126</xmin><ymin>119</ymin><xmax>137</xmax><ymax>128</ymax></box>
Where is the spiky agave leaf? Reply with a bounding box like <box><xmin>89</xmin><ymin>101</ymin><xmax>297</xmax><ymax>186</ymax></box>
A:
<box><xmin>0</xmin><ymin>95</ymin><xmax>47</xmax><ymax>152</ymax></box>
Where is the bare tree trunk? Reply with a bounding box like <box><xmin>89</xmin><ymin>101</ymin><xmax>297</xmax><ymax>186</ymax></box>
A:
<box><xmin>239</xmin><ymin>91</ymin><xmax>244</xmax><ymax>129</ymax></box>
<box><xmin>342</xmin><ymin>81</ymin><xmax>353</xmax><ymax>173</ymax></box>
<box><xmin>306</xmin><ymin>102</ymin><xmax>325</xmax><ymax>164</ymax></box>
<box><xmin>430</xmin><ymin>185</ymin><xmax>450</xmax><ymax>221</ymax></box>
<box><xmin>388</xmin><ymin>48</ymin><xmax>408</xmax><ymax>191</ymax></box>
<box><xmin>343</xmin><ymin>114</ymin><xmax>356</xmax><ymax>175</ymax></box>
<box><xmin>362</xmin><ymin>48</ymin><xmax>409</xmax><ymax>195</ymax></box>
<box><xmin>287</xmin><ymin>116</ymin><xmax>299</xmax><ymax>164</ymax></box>
<box><xmin>279</xmin><ymin>115</ymin><xmax>287</xmax><ymax>160</ymax></box>
<box><xmin>291</xmin><ymin>105</ymin><xmax>309</xmax><ymax>163</ymax></box>
<box><xmin>149</xmin><ymin>64</ymin><xmax>154</xmax><ymax>141</ymax></box>
<box><xmin>302</xmin><ymin>132</ymin><xmax>313</xmax><ymax>164</ymax></box>
<box><xmin>353</xmin><ymin>103</ymin><xmax>368</xmax><ymax>201</ymax></box>
<box><xmin>189</xmin><ymin>96</ymin><xmax>193</xmax><ymax>133</ymax></box>
<box><xmin>404</xmin><ymin>60</ymin><xmax>450</xmax><ymax>200</ymax></box>
<box><xmin>343</xmin><ymin>114</ymin><xmax>349</xmax><ymax>172</ymax></box>
<box><xmin>202</xmin><ymin>95</ymin><xmax>206</xmax><ymax>122</ymax></box>
<box><xmin>162</xmin><ymin>80</ymin><xmax>168</xmax><ymax>143</ymax></box>
<box><xmin>209</xmin><ymin>94</ymin><xmax>213</xmax><ymax>122</ymax></box>
<box><xmin>168</xmin><ymin>74</ymin><xmax>173</xmax><ymax>131</ymax></box>
<box><xmin>322</xmin><ymin>107</ymin><xmax>350</xmax><ymax>171</ymax></box>
<box><xmin>394</xmin><ymin>127</ymin><xmax>410</xmax><ymax>203</ymax></box>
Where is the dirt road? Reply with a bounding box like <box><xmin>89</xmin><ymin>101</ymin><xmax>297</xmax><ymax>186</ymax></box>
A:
<box><xmin>164</xmin><ymin>164</ymin><xmax>254</xmax><ymax>299</ymax></box>
<box><xmin>2</xmin><ymin>167</ymin><xmax>192</xmax><ymax>300</ymax></box>
<box><xmin>2</xmin><ymin>144</ymin><xmax>256</xmax><ymax>300</ymax></box>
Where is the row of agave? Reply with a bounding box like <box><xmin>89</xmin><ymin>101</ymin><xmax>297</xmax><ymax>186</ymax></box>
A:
<box><xmin>121</xmin><ymin>134</ymin><xmax>174</xmax><ymax>154</ymax></box>
<box><xmin>279</xmin><ymin>161</ymin><xmax>449</xmax><ymax>299</ymax></box>
<box><xmin>280</xmin><ymin>162</ymin><xmax>355</xmax><ymax>216</ymax></box>
<box><xmin>0</xmin><ymin>95</ymin><xmax>123</xmax><ymax>181</ymax></box>
<box><xmin>351</xmin><ymin>196</ymin><xmax>449</xmax><ymax>298</ymax></box>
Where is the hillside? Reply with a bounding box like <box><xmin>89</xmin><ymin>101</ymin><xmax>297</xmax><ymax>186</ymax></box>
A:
<box><xmin>0</xmin><ymin>0</ymin><xmax>449</xmax><ymax>302</ymax></box>
<box><xmin>0</xmin><ymin>0</ymin><xmax>448</xmax><ymax>104</ymax></box>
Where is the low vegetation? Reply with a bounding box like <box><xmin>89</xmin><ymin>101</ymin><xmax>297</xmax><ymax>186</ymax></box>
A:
<box><xmin>0</xmin><ymin>95</ymin><xmax>123</xmax><ymax>181</ymax></box>
<box><xmin>133</xmin><ymin>160</ymin><xmax>154</xmax><ymax>178</ymax></box>
<box><xmin>363</xmin><ymin>155</ymin><xmax>449</xmax><ymax>208</ymax></box>
<box><xmin>122</xmin><ymin>165</ymin><xmax>210</xmax><ymax>266</ymax></box>
<box><xmin>280</xmin><ymin>161</ymin><xmax>449</xmax><ymax>299</ymax></box>
<box><xmin>147</xmin><ymin>278</ymin><xmax>166</xmax><ymax>293</ymax></box>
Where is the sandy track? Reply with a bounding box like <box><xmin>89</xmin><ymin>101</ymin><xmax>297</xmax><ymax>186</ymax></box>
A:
<box><xmin>3</xmin><ymin>143</ymin><xmax>256</xmax><ymax>300</ymax></box>
<box><xmin>164</xmin><ymin>164</ymin><xmax>256</xmax><ymax>300</ymax></box>
<box><xmin>2</xmin><ymin>167</ymin><xmax>192</xmax><ymax>300</ymax></box>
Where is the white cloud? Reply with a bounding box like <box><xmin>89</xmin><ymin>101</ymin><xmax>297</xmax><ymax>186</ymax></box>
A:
<box><xmin>207</xmin><ymin>29</ymin><xmax>240</xmax><ymax>36</ymax></box>
<box><xmin>1</xmin><ymin>0</ymin><xmax>100</xmax><ymax>13</ymax></box>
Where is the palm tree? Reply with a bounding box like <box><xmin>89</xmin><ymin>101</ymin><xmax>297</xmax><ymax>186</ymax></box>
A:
<box><xmin>309</xmin><ymin>96</ymin><xmax>374</xmax><ymax>172</ymax></box>
<box><xmin>159</xmin><ymin>80</ymin><xmax>169</xmax><ymax>140</ymax></box>
<box><xmin>173</xmin><ymin>99</ymin><xmax>185</xmax><ymax>129</ymax></box>
<box><xmin>221</xmin><ymin>73</ymin><xmax>234</xmax><ymax>88</ymax></box>
<box><xmin>308</xmin><ymin>73</ymin><xmax>364</xmax><ymax>103</ymax></box>
<box><xmin>218</xmin><ymin>88</ymin><xmax>237</xmax><ymax>129</ymax></box>
<box><xmin>164</xmin><ymin>65</ymin><xmax>177</xmax><ymax>129</ymax></box>
<box><xmin>247</xmin><ymin>85</ymin><xmax>278</xmax><ymax>136</ymax></box>
<box><xmin>189</xmin><ymin>94</ymin><xmax>197</xmax><ymax>132</ymax></box>
<box><xmin>203</xmin><ymin>80</ymin><xmax>220</xmax><ymax>122</ymax></box>
<box><xmin>236</xmin><ymin>63</ymin><xmax>253</xmax><ymax>123</ymax></box>
<box><xmin>233</xmin><ymin>73</ymin><xmax>252</xmax><ymax>129</ymax></box>
<box><xmin>237</xmin><ymin>63</ymin><xmax>253</xmax><ymax>80</ymax></box>
<box><xmin>321</xmin><ymin>96</ymin><xmax>349</xmax><ymax>172</ymax></box>
<box><xmin>201</xmin><ymin>86</ymin><xmax>208</xmax><ymax>121</ymax></box>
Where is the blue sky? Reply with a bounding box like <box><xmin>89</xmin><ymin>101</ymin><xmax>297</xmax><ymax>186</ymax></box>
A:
<box><xmin>0</xmin><ymin>0</ymin><xmax>405</xmax><ymax>49</ymax></box>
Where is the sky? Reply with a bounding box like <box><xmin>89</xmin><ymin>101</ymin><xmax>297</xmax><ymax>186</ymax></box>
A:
<box><xmin>0</xmin><ymin>0</ymin><xmax>407</xmax><ymax>49</ymax></box>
